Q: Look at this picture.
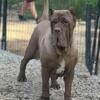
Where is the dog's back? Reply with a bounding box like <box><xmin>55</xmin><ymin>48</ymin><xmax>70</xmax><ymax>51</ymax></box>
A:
<box><xmin>37</xmin><ymin>20</ymin><xmax>50</xmax><ymax>36</ymax></box>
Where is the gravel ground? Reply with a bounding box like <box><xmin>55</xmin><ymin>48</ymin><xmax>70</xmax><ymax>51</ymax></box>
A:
<box><xmin>0</xmin><ymin>50</ymin><xmax>100</xmax><ymax>100</ymax></box>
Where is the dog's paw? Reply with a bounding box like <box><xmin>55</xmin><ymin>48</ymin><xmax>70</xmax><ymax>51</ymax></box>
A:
<box><xmin>65</xmin><ymin>96</ymin><xmax>72</xmax><ymax>100</ymax></box>
<box><xmin>17</xmin><ymin>73</ymin><xmax>27</xmax><ymax>82</ymax></box>
<box><xmin>37</xmin><ymin>96</ymin><xmax>49</xmax><ymax>100</ymax></box>
<box><xmin>51</xmin><ymin>81</ymin><xmax>60</xmax><ymax>90</ymax></box>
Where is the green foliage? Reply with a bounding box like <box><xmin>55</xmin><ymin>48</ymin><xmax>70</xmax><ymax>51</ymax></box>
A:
<box><xmin>7</xmin><ymin>0</ymin><xmax>22</xmax><ymax>9</ymax></box>
<box><xmin>49</xmin><ymin>0</ymin><xmax>98</xmax><ymax>19</ymax></box>
<box><xmin>8</xmin><ymin>0</ymin><xmax>21</xmax><ymax>5</ymax></box>
<box><xmin>87</xmin><ymin>0</ymin><xmax>98</xmax><ymax>7</ymax></box>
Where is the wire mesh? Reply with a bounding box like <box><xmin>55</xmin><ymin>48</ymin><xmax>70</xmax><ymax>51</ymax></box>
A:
<box><xmin>0</xmin><ymin>0</ymin><xmax>98</xmax><ymax>65</ymax></box>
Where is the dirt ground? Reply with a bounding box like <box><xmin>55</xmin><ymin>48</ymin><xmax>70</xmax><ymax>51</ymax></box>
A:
<box><xmin>0</xmin><ymin>50</ymin><xmax>100</xmax><ymax>100</ymax></box>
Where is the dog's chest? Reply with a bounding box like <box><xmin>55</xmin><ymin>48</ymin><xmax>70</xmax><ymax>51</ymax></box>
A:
<box><xmin>39</xmin><ymin>32</ymin><xmax>57</xmax><ymax>58</ymax></box>
<box><xmin>60</xmin><ymin>59</ymin><xmax>65</xmax><ymax>68</ymax></box>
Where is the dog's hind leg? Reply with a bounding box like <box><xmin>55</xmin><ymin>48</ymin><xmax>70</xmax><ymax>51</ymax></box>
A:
<box><xmin>17</xmin><ymin>57</ymin><xmax>30</xmax><ymax>82</ymax></box>
<box><xmin>17</xmin><ymin>28</ymin><xmax>39</xmax><ymax>82</ymax></box>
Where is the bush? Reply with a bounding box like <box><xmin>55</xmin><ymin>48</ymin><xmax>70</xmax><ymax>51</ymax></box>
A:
<box><xmin>8</xmin><ymin>0</ymin><xmax>21</xmax><ymax>6</ymax></box>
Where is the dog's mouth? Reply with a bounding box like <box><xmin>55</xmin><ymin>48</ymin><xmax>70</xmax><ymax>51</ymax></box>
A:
<box><xmin>57</xmin><ymin>46</ymin><xmax>65</xmax><ymax>51</ymax></box>
<box><xmin>55</xmin><ymin>45</ymin><xmax>67</xmax><ymax>56</ymax></box>
<box><xmin>56</xmin><ymin>38</ymin><xmax>67</xmax><ymax>52</ymax></box>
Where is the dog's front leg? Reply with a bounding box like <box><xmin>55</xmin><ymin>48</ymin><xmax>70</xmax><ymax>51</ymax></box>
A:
<box><xmin>63</xmin><ymin>49</ymin><xmax>78</xmax><ymax>100</ymax></box>
<box><xmin>63</xmin><ymin>70</ymin><xmax>74</xmax><ymax>100</ymax></box>
<box><xmin>40</xmin><ymin>67</ymin><xmax>50</xmax><ymax>100</ymax></box>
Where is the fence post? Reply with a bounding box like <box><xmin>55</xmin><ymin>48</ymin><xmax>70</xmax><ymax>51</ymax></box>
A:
<box><xmin>95</xmin><ymin>28</ymin><xmax>100</xmax><ymax>75</ymax></box>
<box><xmin>1</xmin><ymin>0</ymin><xmax>7</xmax><ymax>50</ymax></box>
<box><xmin>0</xmin><ymin>0</ymin><xmax>2</xmax><ymax>22</ymax></box>
<box><xmin>91</xmin><ymin>0</ymin><xmax>100</xmax><ymax>71</ymax></box>
<box><xmin>85</xmin><ymin>4</ymin><xmax>92</xmax><ymax>75</ymax></box>
<box><xmin>94</xmin><ymin>0</ymin><xmax>100</xmax><ymax>75</ymax></box>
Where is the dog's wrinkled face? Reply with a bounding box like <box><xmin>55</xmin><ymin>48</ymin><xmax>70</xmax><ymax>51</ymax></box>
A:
<box><xmin>51</xmin><ymin>10</ymin><xmax>76</xmax><ymax>55</ymax></box>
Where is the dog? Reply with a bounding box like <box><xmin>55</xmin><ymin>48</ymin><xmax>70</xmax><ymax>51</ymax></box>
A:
<box><xmin>17</xmin><ymin>9</ymin><xmax>78</xmax><ymax>100</ymax></box>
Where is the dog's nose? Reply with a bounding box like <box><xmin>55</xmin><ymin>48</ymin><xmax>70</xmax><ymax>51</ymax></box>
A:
<box><xmin>54</xmin><ymin>28</ymin><xmax>61</xmax><ymax>33</ymax></box>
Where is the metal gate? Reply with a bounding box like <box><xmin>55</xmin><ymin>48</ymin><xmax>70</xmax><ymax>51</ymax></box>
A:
<box><xmin>85</xmin><ymin>0</ymin><xmax>100</xmax><ymax>75</ymax></box>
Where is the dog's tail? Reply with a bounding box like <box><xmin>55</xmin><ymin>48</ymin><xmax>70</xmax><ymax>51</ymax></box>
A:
<box><xmin>37</xmin><ymin>0</ymin><xmax>49</xmax><ymax>23</ymax></box>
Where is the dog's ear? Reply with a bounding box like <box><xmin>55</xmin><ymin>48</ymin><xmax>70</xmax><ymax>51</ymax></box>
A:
<box><xmin>69</xmin><ymin>7</ymin><xmax>76</xmax><ymax>17</ymax></box>
<box><xmin>49</xmin><ymin>9</ymin><xmax>54</xmax><ymax>21</ymax></box>
<box><xmin>69</xmin><ymin>7</ymin><xmax>76</xmax><ymax>26</ymax></box>
<box><xmin>49</xmin><ymin>9</ymin><xmax>54</xmax><ymax>16</ymax></box>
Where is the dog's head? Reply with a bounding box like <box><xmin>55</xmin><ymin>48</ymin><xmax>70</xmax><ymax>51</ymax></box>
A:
<box><xmin>50</xmin><ymin>9</ymin><xmax>76</xmax><ymax>55</ymax></box>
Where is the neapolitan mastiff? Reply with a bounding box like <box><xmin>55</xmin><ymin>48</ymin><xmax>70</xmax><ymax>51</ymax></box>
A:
<box><xmin>17</xmin><ymin>9</ymin><xmax>78</xmax><ymax>100</ymax></box>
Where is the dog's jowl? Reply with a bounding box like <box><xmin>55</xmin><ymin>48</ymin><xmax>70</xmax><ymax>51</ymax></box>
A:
<box><xmin>17</xmin><ymin>9</ymin><xmax>78</xmax><ymax>100</ymax></box>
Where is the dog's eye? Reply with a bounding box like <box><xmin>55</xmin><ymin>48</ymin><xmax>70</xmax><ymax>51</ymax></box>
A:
<box><xmin>61</xmin><ymin>19</ymin><xmax>68</xmax><ymax>24</ymax></box>
<box><xmin>53</xmin><ymin>20</ymin><xmax>58</xmax><ymax>24</ymax></box>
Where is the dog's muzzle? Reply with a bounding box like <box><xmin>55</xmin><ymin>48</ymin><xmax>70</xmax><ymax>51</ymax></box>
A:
<box><xmin>54</xmin><ymin>27</ymin><xmax>61</xmax><ymax>33</ymax></box>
